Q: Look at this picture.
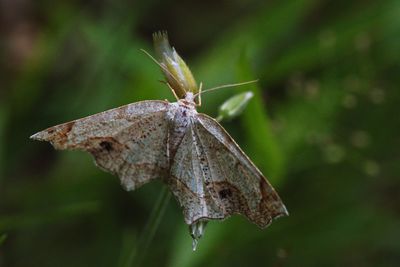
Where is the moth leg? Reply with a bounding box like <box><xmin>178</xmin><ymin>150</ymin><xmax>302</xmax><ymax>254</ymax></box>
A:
<box><xmin>197</xmin><ymin>82</ymin><xmax>203</xmax><ymax>106</ymax></box>
<box><xmin>166</xmin><ymin>82</ymin><xmax>180</xmax><ymax>101</ymax></box>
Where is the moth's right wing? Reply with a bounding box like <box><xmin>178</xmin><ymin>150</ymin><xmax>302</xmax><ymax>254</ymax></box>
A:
<box><xmin>169</xmin><ymin>113</ymin><xmax>288</xmax><ymax>227</ymax></box>
<box><xmin>31</xmin><ymin>100</ymin><xmax>172</xmax><ymax>190</ymax></box>
<box><xmin>193</xmin><ymin>114</ymin><xmax>288</xmax><ymax>227</ymax></box>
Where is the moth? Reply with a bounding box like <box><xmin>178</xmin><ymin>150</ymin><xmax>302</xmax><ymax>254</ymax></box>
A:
<box><xmin>31</xmin><ymin>32</ymin><xmax>288</xmax><ymax>249</ymax></box>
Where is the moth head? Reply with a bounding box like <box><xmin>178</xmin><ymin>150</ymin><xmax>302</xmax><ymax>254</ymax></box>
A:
<box><xmin>181</xmin><ymin>92</ymin><xmax>197</xmax><ymax>107</ymax></box>
<box><xmin>152</xmin><ymin>31</ymin><xmax>198</xmax><ymax>99</ymax></box>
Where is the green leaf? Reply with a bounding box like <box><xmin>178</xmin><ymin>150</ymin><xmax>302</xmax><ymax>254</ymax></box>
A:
<box><xmin>217</xmin><ymin>91</ymin><xmax>254</xmax><ymax>122</ymax></box>
<box><xmin>235</xmin><ymin>52</ymin><xmax>285</xmax><ymax>183</ymax></box>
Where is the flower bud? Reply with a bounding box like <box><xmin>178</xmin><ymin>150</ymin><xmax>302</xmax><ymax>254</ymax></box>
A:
<box><xmin>217</xmin><ymin>91</ymin><xmax>254</xmax><ymax>121</ymax></box>
<box><xmin>153</xmin><ymin>31</ymin><xmax>198</xmax><ymax>99</ymax></box>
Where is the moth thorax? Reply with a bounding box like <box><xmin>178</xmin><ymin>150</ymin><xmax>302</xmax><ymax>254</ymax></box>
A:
<box><xmin>184</xmin><ymin>92</ymin><xmax>195</xmax><ymax>104</ymax></box>
<box><xmin>168</xmin><ymin>102</ymin><xmax>192</xmax><ymax>161</ymax></box>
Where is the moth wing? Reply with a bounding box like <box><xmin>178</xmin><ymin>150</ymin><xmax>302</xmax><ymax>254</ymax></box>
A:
<box><xmin>31</xmin><ymin>100</ymin><xmax>171</xmax><ymax>190</ymax></box>
<box><xmin>196</xmin><ymin>113</ymin><xmax>288</xmax><ymax>227</ymax></box>
<box><xmin>168</xmin><ymin>122</ymin><xmax>222</xmax><ymax>225</ymax></box>
<box><xmin>169</xmin><ymin>113</ymin><xmax>288</xmax><ymax>227</ymax></box>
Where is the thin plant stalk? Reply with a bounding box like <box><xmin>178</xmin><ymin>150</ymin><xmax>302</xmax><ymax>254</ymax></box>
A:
<box><xmin>124</xmin><ymin>186</ymin><xmax>171</xmax><ymax>267</ymax></box>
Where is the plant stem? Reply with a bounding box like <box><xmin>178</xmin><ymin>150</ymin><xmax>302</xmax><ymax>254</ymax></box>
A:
<box><xmin>125</xmin><ymin>186</ymin><xmax>171</xmax><ymax>267</ymax></box>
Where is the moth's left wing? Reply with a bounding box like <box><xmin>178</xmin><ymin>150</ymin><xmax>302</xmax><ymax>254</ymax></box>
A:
<box><xmin>190</xmin><ymin>113</ymin><xmax>288</xmax><ymax>227</ymax></box>
<box><xmin>31</xmin><ymin>100</ymin><xmax>171</xmax><ymax>190</ymax></box>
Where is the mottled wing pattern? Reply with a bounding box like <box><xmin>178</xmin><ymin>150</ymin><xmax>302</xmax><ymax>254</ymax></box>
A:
<box><xmin>169</xmin><ymin>113</ymin><xmax>288</xmax><ymax>227</ymax></box>
<box><xmin>168</xmin><ymin>123</ymin><xmax>222</xmax><ymax>224</ymax></box>
<box><xmin>31</xmin><ymin>100</ymin><xmax>171</xmax><ymax>190</ymax></box>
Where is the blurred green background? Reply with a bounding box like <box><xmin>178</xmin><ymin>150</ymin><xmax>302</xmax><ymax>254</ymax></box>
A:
<box><xmin>1</xmin><ymin>0</ymin><xmax>399</xmax><ymax>266</ymax></box>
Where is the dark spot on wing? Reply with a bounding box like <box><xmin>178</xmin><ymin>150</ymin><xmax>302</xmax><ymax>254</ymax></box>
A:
<box><xmin>100</xmin><ymin>141</ymin><xmax>113</xmax><ymax>152</ymax></box>
<box><xmin>218</xmin><ymin>188</ymin><xmax>233</xmax><ymax>199</ymax></box>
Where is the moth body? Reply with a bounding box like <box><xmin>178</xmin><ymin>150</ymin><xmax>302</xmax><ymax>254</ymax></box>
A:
<box><xmin>31</xmin><ymin>32</ymin><xmax>288</xmax><ymax>249</ymax></box>
<box><xmin>167</xmin><ymin>92</ymin><xmax>197</xmax><ymax>160</ymax></box>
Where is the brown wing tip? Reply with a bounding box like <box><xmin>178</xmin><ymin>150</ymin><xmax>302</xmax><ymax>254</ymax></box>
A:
<box><xmin>30</xmin><ymin>128</ymin><xmax>65</xmax><ymax>149</ymax></box>
<box><xmin>30</xmin><ymin>131</ymin><xmax>48</xmax><ymax>141</ymax></box>
<box><xmin>255</xmin><ymin>199</ymin><xmax>289</xmax><ymax>229</ymax></box>
<box><xmin>30</xmin><ymin>121</ymin><xmax>74</xmax><ymax>143</ymax></box>
<box><xmin>265</xmin><ymin>199</ymin><xmax>289</xmax><ymax>225</ymax></box>
<box><xmin>275</xmin><ymin>204</ymin><xmax>289</xmax><ymax>218</ymax></box>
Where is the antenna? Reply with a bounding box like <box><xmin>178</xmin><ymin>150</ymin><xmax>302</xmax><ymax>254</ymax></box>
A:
<box><xmin>193</xmin><ymin>79</ymin><xmax>259</xmax><ymax>99</ymax></box>
<box><xmin>140</xmin><ymin>49</ymin><xmax>182</xmax><ymax>88</ymax></box>
<box><xmin>197</xmin><ymin>82</ymin><xmax>203</xmax><ymax>106</ymax></box>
